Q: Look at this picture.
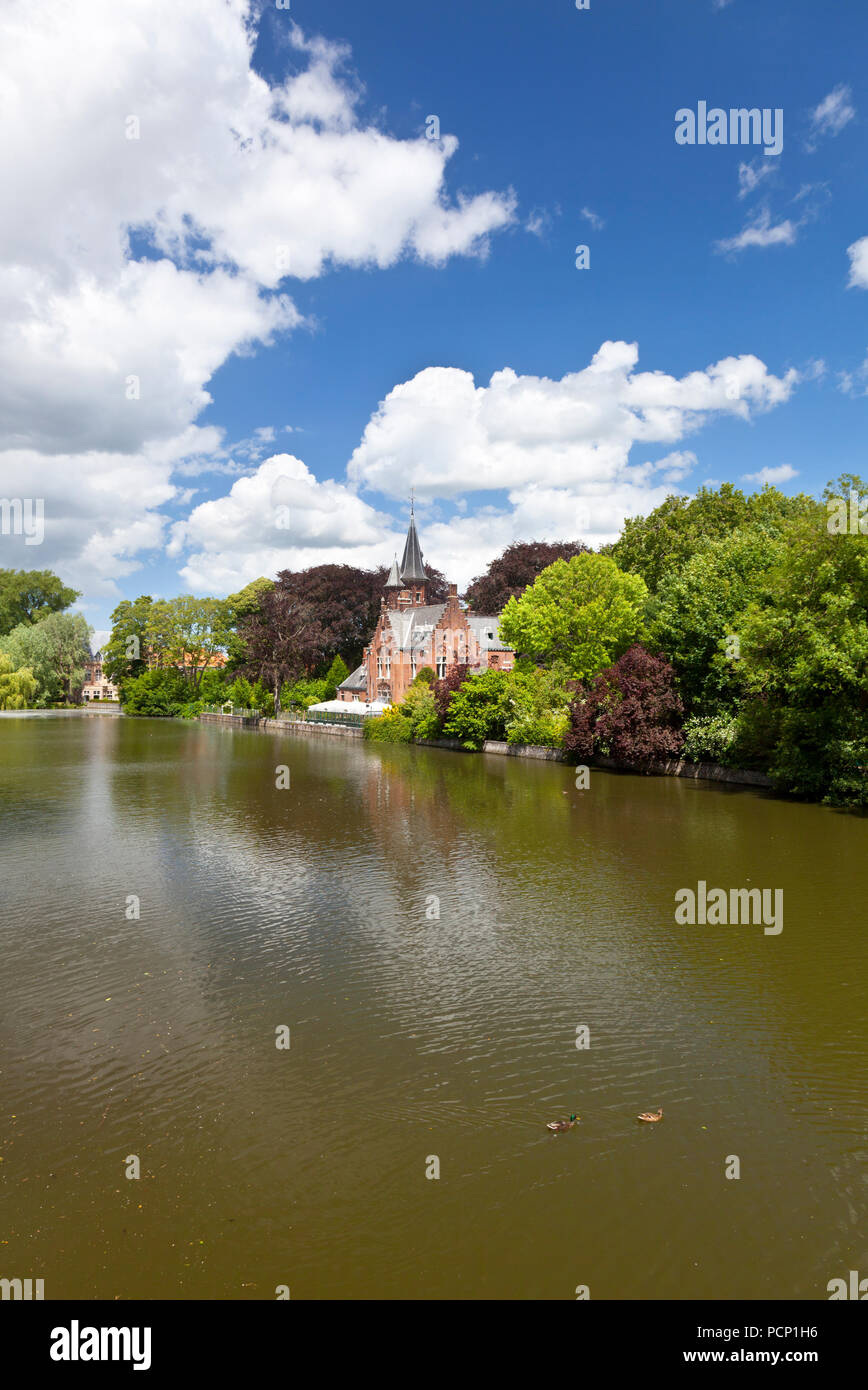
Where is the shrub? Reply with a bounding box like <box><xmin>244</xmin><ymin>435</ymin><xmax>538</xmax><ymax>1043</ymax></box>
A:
<box><xmin>121</xmin><ymin>668</ymin><xmax>189</xmax><ymax>716</ymax></box>
<box><xmin>363</xmin><ymin>708</ymin><xmax>413</xmax><ymax>743</ymax></box>
<box><xmin>506</xmin><ymin>710</ymin><xmax>569</xmax><ymax>748</ymax></box>
<box><xmin>432</xmin><ymin>664</ymin><xmax>470</xmax><ymax>723</ymax></box>
<box><xmin>283</xmin><ymin>677</ymin><xmax>329</xmax><ymax>709</ymax></box>
<box><xmin>227</xmin><ymin>675</ymin><xmax>255</xmax><ymax>707</ymax></box>
<box><xmin>400</xmin><ymin>682</ymin><xmax>441</xmax><ymax>741</ymax></box>
<box><xmin>763</xmin><ymin>707</ymin><xmax>868</xmax><ymax>806</ymax></box>
<box><xmin>442</xmin><ymin>670</ymin><xmax>512</xmax><ymax>749</ymax></box>
<box><xmin>504</xmin><ymin>663</ymin><xmax>572</xmax><ymax>747</ymax></box>
<box><xmin>681</xmin><ymin>712</ymin><xmax>741</xmax><ymax>766</ymax></box>
<box><xmin>565</xmin><ymin>645</ymin><xmax>684</xmax><ymax>765</ymax></box>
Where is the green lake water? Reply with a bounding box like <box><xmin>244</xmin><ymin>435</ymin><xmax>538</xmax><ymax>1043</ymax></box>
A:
<box><xmin>0</xmin><ymin>714</ymin><xmax>866</xmax><ymax>1299</ymax></box>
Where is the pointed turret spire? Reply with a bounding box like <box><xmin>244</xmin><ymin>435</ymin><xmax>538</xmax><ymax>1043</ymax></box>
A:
<box><xmin>385</xmin><ymin>554</ymin><xmax>402</xmax><ymax>587</ymax></box>
<box><xmin>399</xmin><ymin>499</ymin><xmax>426</xmax><ymax>585</ymax></box>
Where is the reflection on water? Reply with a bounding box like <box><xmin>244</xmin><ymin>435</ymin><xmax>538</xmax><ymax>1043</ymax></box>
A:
<box><xmin>0</xmin><ymin>717</ymin><xmax>866</xmax><ymax>1299</ymax></box>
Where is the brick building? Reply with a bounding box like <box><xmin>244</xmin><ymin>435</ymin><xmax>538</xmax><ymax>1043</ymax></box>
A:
<box><xmin>336</xmin><ymin>508</ymin><xmax>514</xmax><ymax>707</ymax></box>
<box><xmin>82</xmin><ymin>650</ymin><xmax>119</xmax><ymax>702</ymax></box>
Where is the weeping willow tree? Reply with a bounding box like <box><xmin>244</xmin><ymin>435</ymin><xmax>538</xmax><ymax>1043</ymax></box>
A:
<box><xmin>0</xmin><ymin>652</ymin><xmax>37</xmax><ymax>709</ymax></box>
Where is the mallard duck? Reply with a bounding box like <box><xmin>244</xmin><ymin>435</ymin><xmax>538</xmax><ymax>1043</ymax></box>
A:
<box><xmin>546</xmin><ymin>1113</ymin><xmax>578</xmax><ymax>1132</ymax></box>
<box><xmin>637</xmin><ymin>1107</ymin><xmax>663</xmax><ymax>1123</ymax></box>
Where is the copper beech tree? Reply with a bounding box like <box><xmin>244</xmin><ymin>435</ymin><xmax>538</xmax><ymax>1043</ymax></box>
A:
<box><xmin>565</xmin><ymin>646</ymin><xmax>684</xmax><ymax>765</ymax></box>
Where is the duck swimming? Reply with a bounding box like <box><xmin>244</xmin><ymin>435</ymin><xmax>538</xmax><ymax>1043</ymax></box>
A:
<box><xmin>637</xmin><ymin>1107</ymin><xmax>663</xmax><ymax>1123</ymax></box>
<box><xmin>546</xmin><ymin>1113</ymin><xmax>578</xmax><ymax>1132</ymax></box>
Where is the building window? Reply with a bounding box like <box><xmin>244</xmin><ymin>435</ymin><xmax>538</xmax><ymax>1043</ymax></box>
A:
<box><xmin>411</xmin><ymin>656</ymin><xmax>416</xmax><ymax>679</ymax></box>
<box><xmin>377</xmin><ymin>656</ymin><xmax>382</xmax><ymax>678</ymax></box>
<box><xmin>385</xmin><ymin>651</ymin><xmax>391</xmax><ymax>677</ymax></box>
<box><xmin>437</xmin><ymin>656</ymin><xmax>447</xmax><ymax>678</ymax></box>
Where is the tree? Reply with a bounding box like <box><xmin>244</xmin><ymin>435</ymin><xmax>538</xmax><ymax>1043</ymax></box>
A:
<box><xmin>464</xmin><ymin>541</ymin><xmax>589</xmax><ymax>614</ymax></box>
<box><xmin>227</xmin><ymin>675</ymin><xmax>255</xmax><ymax>707</ymax></box>
<box><xmin>242</xmin><ymin>581</ymin><xmax>320</xmax><ymax>716</ymax></box>
<box><xmin>103</xmin><ymin>595</ymin><xmax>152</xmax><ymax>684</ymax></box>
<box><xmin>323</xmin><ymin>654</ymin><xmax>350</xmax><ymax>699</ymax></box>
<box><xmin>0</xmin><ymin>652</ymin><xmax>37</xmax><ymax>709</ymax></box>
<box><xmin>499</xmin><ymin>552</ymin><xmax>648</xmax><ymax>680</ymax></box>
<box><xmin>0</xmin><ymin>569</ymin><xmax>80</xmax><ymax>636</ymax></box>
<box><xmin>121</xmin><ymin>668</ymin><xmax>189</xmax><ymax>717</ymax></box>
<box><xmin>0</xmin><ymin>612</ymin><xmax>92</xmax><ymax>704</ymax></box>
<box><xmin>735</xmin><ymin>475</ymin><xmax>868</xmax><ymax>803</ymax></box>
<box><xmin>650</xmin><ymin>527</ymin><xmax>788</xmax><ymax>713</ymax></box>
<box><xmin>607</xmin><ymin>483</ymin><xmax>814</xmax><ymax>594</ymax></box>
<box><xmin>565</xmin><ymin>646</ymin><xmax>684</xmax><ymax>764</ymax></box>
<box><xmin>442</xmin><ymin>669</ymin><xmax>512</xmax><ymax>749</ymax></box>
<box><xmin>144</xmin><ymin>596</ymin><xmax>230</xmax><ymax>695</ymax></box>
<box><xmin>606</xmin><ymin>485</ymin><xmax>749</xmax><ymax>593</ymax></box>
<box><xmin>250</xmin><ymin>678</ymin><xmax>274</xmax><ymax>716</ymax></box>
<box><xmin>224</xmin><ymin>577</ymin><xmax>275</xmax><ymax>670</ymax></box>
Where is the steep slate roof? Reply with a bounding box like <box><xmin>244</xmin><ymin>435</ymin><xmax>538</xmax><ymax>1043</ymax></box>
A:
<box><xmin>466</xmin><ymin>615</ymin><xmax>511</xmax><ymax>652</ymax></box>
<box><xmin>384</xmin><ymin>605</ymin><xmax>446</xmax><ymax>651</ymax></box>
<box><xmin>384</xmin><ymin>555</ymin><xmax>402</xmax><ymax>587</ymax></box>
<box><xmin>383</xmin><ymin>605</ymin><xmax>512</xmax><ymax>655</ymax></box>
<box><xmin>399</xmin><ymin>512</ymin><xmax>426</xmax><ymax>583</ymax></box>
<box><xmin>337</xmin><ymin>663</ymin><xmax>367</xmax><ymax>691</ymax></box>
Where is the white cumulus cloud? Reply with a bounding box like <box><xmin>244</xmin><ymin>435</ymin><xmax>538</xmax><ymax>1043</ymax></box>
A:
<box><xmin>715</xmin><ymin>209</ymin><xmax>797</xmax><ymax>254</ymax></box>
<box><xmin>742</xmin><ymin>464</ymin><xmax>799</xmax><ymax>485</ymax></box>
<box><xmin>846</xmin><ymin>236</ymin><xmax>868</xmax><ymax>289</ymax></box>
<box><xmin>808</xmin><ymin>84</ymin><xmax>856</xmax><ymax>146</ymax></box>
<box><xmin>0</xmin><ymin>0</ymin><xmax>514</xmax><ymax>600</ymax></box>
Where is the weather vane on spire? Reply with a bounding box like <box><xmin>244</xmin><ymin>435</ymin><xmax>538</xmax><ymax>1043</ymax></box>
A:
<box><xmin>410</xmin><ymin>485</ymin><xmax>415</xmax><ymax>516</ymax></box>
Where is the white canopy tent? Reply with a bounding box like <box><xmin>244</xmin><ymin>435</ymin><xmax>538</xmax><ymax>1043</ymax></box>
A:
<box><xmin>306</xmin><ymin>699</ymin><xmax>390</xmax><ymax>715</ymax></box>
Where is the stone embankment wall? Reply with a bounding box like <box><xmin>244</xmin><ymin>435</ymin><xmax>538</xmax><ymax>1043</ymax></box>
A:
<box><xmin>208</xmin><ymin>715</ymin><xmax>772</xmax><ymax>787</ymax></box>
<box><xmin>199</xmin><ymin>712</ymin><xmax>261</xmax><ymax>728</ymax></box>
<box><xmin>420</xmin><ymin>736</ymin><xmax>772</xmax><ymax>786</ymax></box>
<box><xmin>259</xmin><ymin>717</ymin><xmax>363</xmax><ymax>740</ymax></box>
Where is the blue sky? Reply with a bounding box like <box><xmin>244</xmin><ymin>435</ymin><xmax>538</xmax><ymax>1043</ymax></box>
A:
<box><xmin>1</xmin><ymin>0</ymin><xmax>866</xmax><ymax>640</ymax></box>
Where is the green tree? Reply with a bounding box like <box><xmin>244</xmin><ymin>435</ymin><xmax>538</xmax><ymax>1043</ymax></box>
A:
<box><xmin>608</xmin><ymin>483</ymin><xmax>814</xmax><ymax>594</ymax></box>
<box><xmin>442</xmin><ymin>669</ymin><xmax>512</xmax><ymax>749</ymax></box>
<box><xmin>650</xmin><ymin>527</ymin><xmax>788</xmax><ymax>713</ymax></box>
<box><xmin>323</xmin><ymin>654</ymin><xmax>350</xmax><ymax>700</ymax></box>
<box><xmin>145</xmin><ymin>596</ymin><xmax>230</xmax><ymax>694</ymax></box>
<box><xmin>0</xmin><ymin>568</ymin><xmax>80</xmax><ymax>636</ymax></box>
<box><xmin>0</xmin><ymin>652</ymin><xmax>37</xmax><ymax>708</ymax></box>
<box><xmin>122</xmin><ymin>668</ymin><xmax>189</xmax><ymax>717</ymax></box>
<box><xmin>0</xmin><ymin>611</ymin><xmax>92</xmax><ymax>704</ymax></box>
<box><xmin>224</xmin><ymin>577</ymin><xmax>274</xmax><ymax>670</ymax></box>
<box><xmin>736</xmin><ymin>478</ymin><xmax>868</xmax><ymax>802</ymax></box>
<box><xmin>499</xmin><ymin>553</ymin><xmax>648</xmax><ymax>680</ymax></box>
<box><xmin>103</xmin><ymin>595</ymin><xmax>152</xmax><ymax>685</ymax></box>
<box><xmin>227</xmin><ymin>675</ymin><xmax>255</xmax><ymax>707</ymax></box>
<box><xmin>250</xmin><ymin>679</ymin><xmax>274</xmax><ymax>716</ymax></box>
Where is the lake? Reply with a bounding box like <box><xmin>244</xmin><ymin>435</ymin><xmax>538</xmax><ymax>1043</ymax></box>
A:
<box><xmin>1</xmin><ymin>714</ymin><xmax>866</xmax><ymax>1299</ymax></box>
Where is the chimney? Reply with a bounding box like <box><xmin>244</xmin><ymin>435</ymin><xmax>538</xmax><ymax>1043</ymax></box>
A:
<box><xmin>445</xmin><ymin>582</ymin><xmax>461</xmax><ymax>617</ymax></box>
